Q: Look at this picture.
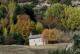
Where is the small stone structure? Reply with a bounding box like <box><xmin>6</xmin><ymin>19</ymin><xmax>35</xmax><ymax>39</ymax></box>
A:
<box><xmin>29</xmin><ymin>34</ymin><xmax>45</xmax><ymax>46</ymax></box>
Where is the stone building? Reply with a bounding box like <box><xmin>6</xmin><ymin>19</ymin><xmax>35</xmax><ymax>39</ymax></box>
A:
<box><xmin>29</xmin><ymin>34</ymin><xmax>46</xmax><ymax>46</ymax></box>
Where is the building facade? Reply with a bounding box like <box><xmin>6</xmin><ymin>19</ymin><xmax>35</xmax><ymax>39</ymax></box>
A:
<box><xmin>29</xmin><ymin>34</ymin><xmax>45</xmax><ymax>46</ymax></box>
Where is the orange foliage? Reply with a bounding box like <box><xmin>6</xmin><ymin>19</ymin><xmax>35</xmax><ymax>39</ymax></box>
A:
<box><xmin>42</xmin><ymin>28</ymin><xmax>63</xmax><ymax>41</ymax></box>
<box><xmin>42</xmin><ymin>29</ymin><xmax>49</xmax><ymax>39</ymax></box>
<box><xmin>16</xmin><ymin>15</ymin><xmax>35</xmax><ymax>37</ymax></box>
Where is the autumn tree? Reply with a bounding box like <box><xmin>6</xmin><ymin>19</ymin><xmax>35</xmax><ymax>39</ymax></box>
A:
<box><xmin>15</xmin><ymin>15</ymin><xmax>35</xmax><ymax>38</ymax></box>
<box><xmin>42</xmin><ymin>28</ymin><xmax>63</xmax><ymax>43</ymax></box>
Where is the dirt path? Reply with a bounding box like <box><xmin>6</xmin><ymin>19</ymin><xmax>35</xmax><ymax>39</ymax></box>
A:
<box><xmin>0</xmin><ymin>43</ymin><xmax>70</xmax><ymax>54</ymax></box>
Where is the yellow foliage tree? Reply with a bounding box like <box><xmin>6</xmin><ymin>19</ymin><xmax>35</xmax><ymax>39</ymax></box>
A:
<box><xmin>42</xmin><ymin>28</ymin><xmax>63</xmax><ymax>41</ymax></box>
<box><xmin>15</xmin><ymin>15</ymin><xmax>35</xmax><ymax>38</ymax></box>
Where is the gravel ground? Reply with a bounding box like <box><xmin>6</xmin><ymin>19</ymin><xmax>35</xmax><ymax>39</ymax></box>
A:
<box><xmin>0</xmin><ymin>43</ymin><xmax>70</xmax><ymax>54</ymax></box>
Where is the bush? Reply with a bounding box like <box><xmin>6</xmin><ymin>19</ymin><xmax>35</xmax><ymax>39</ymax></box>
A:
<box><xmin>14</xmin><ymin>3</ymin><xmax>35</xmax><ymax>15</ymax></box>
<box><xmin>73</xmin><ymin>34</ymin><xmax>80</xmax><ymax>50</ymax></box>
<box><xmin>48</xmin><ymin>0</ymin><xmax>60</xmax><ymax>4</ymax></box>
<box><xmin>13</xmin><ymin>4</ymin><xmax>23</xmax><ymax>24</ymax></box>
<box><xmin>48</xmin><ymin>34</ymin><xmax>80</xmax><ymax>54</ymax></box>
<box><xmin>23</xmin><ymin>4</ymin><xmax>36</xmax><ymax>22</ymax></box>
<box><xmin>43</xmin><ymin>3</ymin><xmax>66</xmax><ymax>29</ymax></box>
<box><xmin>45</xmin><ymin>3</ymin><xmax>65</xmax><ymax>19</ymax></box>
<box><xmin>0</xmin><ymin>35</ymin><xmax>4</xmax><ymax>44</ymax></box>
<box><xmin>48</xmin><ymin>0</ymin><xmax>72</xmax><ymax>5</ymax></box>
<box><xmin>16</xmin><ymin>15</ymin><xmax>35</xmax><ymax>37</ymax></box>
<box><xmin>60</xmin><ymin>0</ymin><xmax>72</xmax><ymax>5</ymax></box>
<box><xmin>14</xmin><ymin>3</ymin><xmax>36</xmax><ymax>22</ymax></box>
<box><xmin>61</xmin><ymin>6</ymin><xmax>80</xmax><ymax>30</ymax></box>
<box><xmin>32</xmin><ymin>0</ymin><xmax>38</xmax><ymax>5</ymax></box>
<box><xmin>0</xmin><ymin>5</ymin><xmax>7</xmax><ymax>19</ymax></box>
<box><xmin>36</xmin><ymin>22</ymin><xmax>44</xmax><ymax>34</ymax></box>
<box><xmin>15</xmin><ymin>4</ymin><xmax>22</xmax><ymax>14</ymax></box>
<box><xmin>42</xmin><ymin>28</ymin><xmax>65</xmax><ymax>43</ymax></box>
<box><xmin>12</xmin><ymin>32</ymin><xmax>25</xmax><ymax>45</ymax></box>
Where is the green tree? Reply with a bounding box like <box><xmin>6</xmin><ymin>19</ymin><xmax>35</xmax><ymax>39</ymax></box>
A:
<box><xmin>15</xmin><ymin>15</ymin><xmax>35</xmax><ymax>44</ymax></box>
<box><xmin>36</xmin><ymin>22</ymin><xmax>43</xmax><ymax>34</ymax></box>
<box><xmin>0</xmin><ymin>4</ymin><xmax>7</xmax><ymax>19</ymax></box>
<box><xmin>73</xmin><ymin>34</ymin><xmax>80</xmax><ymax>50</ymax></box>
<box><xmin>61</xmin><ymin>6</ymin><xmax>80</xmax><ymax>30</ymax></box>
<box><xmin>61</xmin><ymin>0</ymin><xmax>72</xmax><ymax>5</ymax></box>
<box><xmin>45</xmin><ymin>3</ymin><xmax>65</xmax><ymax>19</ymax></box>
<box><xmin>48</xmin><ymin>0</ymin><xmax>72</xmax><ymax>5</ymax></box>
<box><xmin>48</xmin><ymin>0</ymin><xmax>60</xmax><ymax>4</ymax></box>
<box><xmin>44</xmin><ymin>3</ymin><xmax>65</xmax><ymax>28</ymax></box>
<box><xmin>7</xmin><ymin>0</ymin><xmax>16</xmax><ymax>25</ymax></box>
<box><xmin>3</xmin><ymin>27</ymin><xmax>7</xmax><ymax>37</ymax></box>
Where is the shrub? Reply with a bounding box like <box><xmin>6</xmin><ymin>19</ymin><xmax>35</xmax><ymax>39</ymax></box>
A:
<box><xmin>13</xmin><ymin>3</ymin><xmax>36</xmax><ymax>24</ymax></box>
<box><xmin>15</xmin><ymin>4</ymin><xmax>23</xmax><ymax>14</ymax></box>
<box><xmin>32</xmin><ymin>0</ymin><xmax>38</xmax><ymax>5</ymax></box>
<box><xmin>0</xmin><ymin>5</ymin><xmax>7</xmax><ymax>19</ymax></box>
<box><xmin>34</xmin><ymin>4</ymin><xmax>48</xmax><ymax>17</ymax></box>
<box><xmin>61</xmin><ymin>6</ymin><xmax>80</xmax><ymax>30</ymax></box>
<box><xmin>3</xmin><ymin>27</ymin><xmax>8</xmax><ymax>37</ymax></box>
<box><xmin>15</xmin><ymin>15</ymin><xmax>35</xmax><ymax>44</ymax></box>
<box><xmin>0</xmin><ymin>35</ymin><xmax>4</xmax><ymax>44</ymax></box>
<box><xmin>23</xmin><ymin>4</ymin><xmax>36</xmax><ymax>22</ymax></box>
<box><xmin>48</xmin><ymin>34</ymin><xmax>80</xmax><ymax>54</ymax></box>
<box><xmin>8</xmin><ymin>0</ymin><xmax>16</xmax><ymax>18</ymax></box>
<box><xmin>11</xmin><ymin>32</ymin><xmax>25</xmax><ymax>45</ymax></box>
<box><xmin>0</xmin><ymin>18</ymin><xmax>7</xmax><ymax>27</ymax></box>
<box><xmin>42</xmin><ymin>16</ymin><xmax>60</xmax><ymax>28</ymax></box>
<box><xmin>60</xmin><ymin>0</ymin><xmax>72</xmax><ymax>5</ymax></box>
<box><xmin>13</xmin><ymin>4</ymin><xmax>23</xmax><ymax>24</ymax></box>
<box><xmin>42</xmin><ymin>28</ymin><xmax>64</xmax><ymax>42</ymax></box>
<box><xmin>48</xmin><ymin>0</ymin><xmax>72</xmax><ymax>5</ymax></box>
<box><xmin>45</xmin><ymin>3</ymin><xmax>65</xmax><ymax>19</ymax></box>
<box><xmin>73</xmin><ymin>34</ymin><xmax>80</xmax><ymax>50</ymax></box>
<box><xmin>36</xmin><ymin>22</ymin><xmax>44</xmax><ymax>34</ymax></box>
<box><xmin>16</xmin><ymin>15</ymin><xmax>31</xmax><ymax>37</ymax></box>
<box><xmin>48</xmin><ymin>0</ymin><xmax>60</xmax><ymax>4</ymax></box>
<box><xmin>14</xmin><ymin>3</ymin><xmax>35</xmax><ymax>16</ymax></box>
